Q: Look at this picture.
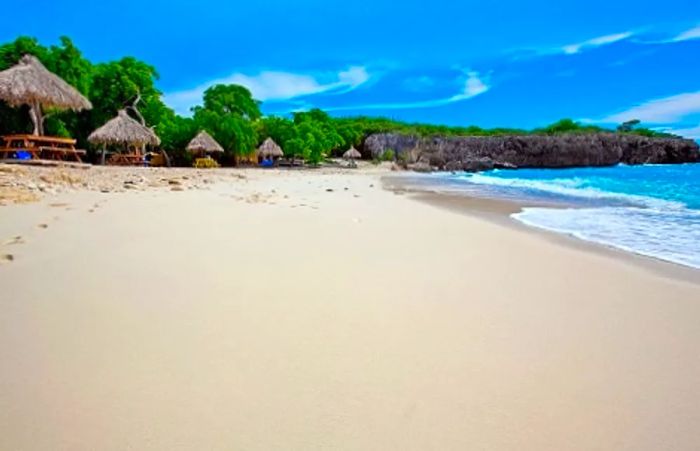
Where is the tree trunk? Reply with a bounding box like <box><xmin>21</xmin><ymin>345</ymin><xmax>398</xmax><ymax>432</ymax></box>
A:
<box><xmin>161</xmin><ymin>149</ymin><xmax>171</xmax><ymax>167</ymax></box>
<box><xmin>29</xmin><ymin>101</ymin><xmax>44</xmax><ymax>135</ymax></box>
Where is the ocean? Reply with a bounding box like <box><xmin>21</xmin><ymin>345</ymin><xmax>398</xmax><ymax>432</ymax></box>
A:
<box><xmin>424</xmin><ymin>164</ymin><xmax>700</xmax><ymax>269</ymax></box>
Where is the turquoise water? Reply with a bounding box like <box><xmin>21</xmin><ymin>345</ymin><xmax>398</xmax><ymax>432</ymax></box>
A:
<box><xmin>434</xmin><ymin>164</ymin><xmax>700</xmax><ymax>269</ymax></box>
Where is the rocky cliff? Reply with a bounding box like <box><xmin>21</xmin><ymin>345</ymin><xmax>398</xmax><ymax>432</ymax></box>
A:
<box><xmin>363</xmin><ymin>133</ymin><xmax>700</xmax><ymax>171</ymax></box>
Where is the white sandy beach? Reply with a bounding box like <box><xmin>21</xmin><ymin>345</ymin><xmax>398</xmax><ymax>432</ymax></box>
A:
<box><xmin>1</xmin><ymin>166</ymin><xmax>699</xmax><ymax>450</ymax></box>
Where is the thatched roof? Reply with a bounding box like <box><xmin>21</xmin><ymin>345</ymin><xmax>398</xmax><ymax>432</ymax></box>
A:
<box><xmin>88</xmin><ymin>110</ymin><xmax>161</xmax><ymax>146</ymax></box>
<box><xmin>257</xmin><ymin>137</ymin><xmax>284</xmax><ymax>158</ymax></box>
<box><xmin>187</xmin><ymin>130</ymin><xmax>224</xmax><ymax>153</ymax></box>
<box><xmin>343</xmin><ymin>146</ymin><xmax>362</xmax><ymax>159</ymax></box>
<box><xmin>0</xmin><ymin>54</ymin><xmax>92</xmax><ymax>110</ymax></box>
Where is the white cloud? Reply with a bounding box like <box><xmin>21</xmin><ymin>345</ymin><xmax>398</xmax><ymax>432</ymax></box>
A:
<box><xmin>314</xmin><ymin>71</ymin><xmax>490</xmax><ymax>112</ymax></box>
<box><xmin>163</xmin><ymin>66</ymin><xmax>370</xmax><ymax>115</ymax></box>
<box><xmin>562</xmin><ymin>32</ymin><xmax>634</xmax><ymax>54</ymax></box>
<box><xmin>600</xmin><ymin>91</ymin><xmax>700</xmax><ymax>123</ymax></box>
<box><xmin>673</xmin><ymin>25</ymin><xmax>700</xmax><ymax>42</ymax></box>
<box><xmin>450</xmin><ymin>71</ymin><xmax>490</xmax><ymax>100</ymax></box>
<box><xmin>665</xmin><ymin>124</ymin><xmax>700</xmax><ymax>140</ymax></box>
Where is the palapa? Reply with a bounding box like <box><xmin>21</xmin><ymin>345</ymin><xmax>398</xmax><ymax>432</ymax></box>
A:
<box><xmin>257</xmin><ymin>137</ymin><xmax>284</xmax><ymax>158</ymax></box>
<box><xmin>88</xmin><ymin>109</ymin><xmax>161</xmax><ymax>147</ymax></box>
<box><xmin>0</xmin><ymin>54</ymin><xmax>92</xmax><ymax>135</ymax></box>
<box><xmin>187</xmin><ymin>130</ymin><xmax>224</xmax><ymax>153</ymax></box>
<box><xmin>343</xmin><ymin>146</ymin><xmax>362</xmax><ymax>159</ymax></box>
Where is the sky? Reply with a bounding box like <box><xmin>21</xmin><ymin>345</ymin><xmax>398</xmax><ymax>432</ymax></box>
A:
<box><xmin>3</xmin><ymin>0</ymin><xmax>700</xmax><ymax>137</ymax></box>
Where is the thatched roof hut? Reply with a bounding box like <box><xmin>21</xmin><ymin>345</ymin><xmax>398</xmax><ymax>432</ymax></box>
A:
<box><xmin>343</xmin><ymin>146</ymin><xmax>362</xmax><ymax>159</ymax></box>
<box><xmin>187</xmin><ymin>130</ymin><xmax>224</xmax><ymax>153</ymax></box>
<box><xmin>0</xmin><ymin>54</ymin><xmax>92</xmax><ymax>135</ymax></box>
<box><xmin>257</xmin><ymin>137</ymin><xmax>284</xmax><ymax>158</ymax></box>
<box><xmin>88</xmin><ymin>109</ymin><xmax>160</xmax><ymax>147</ymax></box>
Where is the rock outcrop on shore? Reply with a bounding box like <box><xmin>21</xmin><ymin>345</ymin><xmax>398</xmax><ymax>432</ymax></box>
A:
<box><xmin>364</xmin><ymin>133</ymin><xmax>700</xmax><ymax>172</ymax></box>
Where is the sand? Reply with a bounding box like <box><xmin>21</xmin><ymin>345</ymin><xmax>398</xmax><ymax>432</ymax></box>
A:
<box><xmin>1</xmin><ymin>166</ymin><xmax>699</xmax><ymax>450</ymax></box>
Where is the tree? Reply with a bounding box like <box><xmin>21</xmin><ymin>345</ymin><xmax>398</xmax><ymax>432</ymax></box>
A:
<box><xmin>89</xmin><ymin>58</ymin><xmax>162</xmax><ymax>128</ymax></box>
<box><xmin>199</xmin><ymin>84</ymin><xmax>261</xmax><ymax>120</ymax></box>
<box><xmin>192</xmin><ymin>84</ymin><xmax>261</xmax><ymax>162</ymax></box>
<box><xmin>617</xmin><ymin>119</ymin><xmax>641</xmax><ymax>133</ymax></box>
<box><xmin>257</xmin><ymin>116</ymin><xmax>296</xmax><ymax>151</ymax></box>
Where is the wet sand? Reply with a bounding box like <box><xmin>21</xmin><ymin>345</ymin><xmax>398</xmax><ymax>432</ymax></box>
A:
<box><xmin>1</xmin><ymin>167</ymin><xmax>699</xmax><ymax>450</ymax></box>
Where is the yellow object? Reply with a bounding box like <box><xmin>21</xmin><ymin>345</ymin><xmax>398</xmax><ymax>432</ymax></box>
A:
<box><xmin>194</xmin><ymin>157</ymin><xmax>220</xmax><ymax>169</ymax></box>
<box><xmin>149</xmin><ymin>153</ymin><xmax>165</xmax><ymax>167</ymax></box>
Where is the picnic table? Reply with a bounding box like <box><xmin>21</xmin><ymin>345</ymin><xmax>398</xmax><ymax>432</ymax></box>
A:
<box><xmin>0</xmin><ymin>134</ymin><xmax>86</xmax><ymax>163</ymax></box>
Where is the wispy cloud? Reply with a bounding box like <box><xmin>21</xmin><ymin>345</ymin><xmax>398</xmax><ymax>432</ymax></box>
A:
<box><xmin>665</xmin><ymin>124</ymin><xmax>700</xmax><ymax>139</ymax></box>
<box><xmin>599</xmin><ymin>91</ymin><xmax>700</xmax><ymax>123</ymax></box>
<box><xmin>673</xmin><ymin>25</ymin><xmax>700</xmax><ymax>42</ymax></box>
<box><xmin>562</xmin><ymin>32</ymin><xmax>634</xmax><ymax>54</ymax></box>
<box><xmin>508</xmin><ymin>31</ymin><xmax>636</xmax><ymax>60</ymax></box>
<box><xmin>163</xmin><ymin>66</ymin><xmax>370</xmax><ymax>115</ymax></box>
<box><xmin>309</xmin><ymin>71</ymin><xmax>490</xmax><ymax>112</ymax></box>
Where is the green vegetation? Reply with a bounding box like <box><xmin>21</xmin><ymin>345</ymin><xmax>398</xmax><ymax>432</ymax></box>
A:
<box><xmin>381</xmin><ymin>149</ymin><xmax>395</xmax><ymax>162</ymax></box>
<box><xmin>0</xmin><ymin>36</ymin><xmax>680</xmax><ymax>166</ymax></box>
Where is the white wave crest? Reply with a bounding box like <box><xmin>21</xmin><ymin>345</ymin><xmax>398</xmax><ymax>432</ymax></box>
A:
<box><xmin>513</xmin><ymin>207</ymin><xmax>700</xmax><ymax>269</ymax></box>
<box><xmin>461</xmin><ymin>173</ymin><xmax>686</xmax><ymax>209</ymax></box>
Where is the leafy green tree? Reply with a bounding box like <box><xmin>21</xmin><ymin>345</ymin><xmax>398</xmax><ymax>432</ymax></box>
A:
<box><xmin>156</xmin><ymin>112</ymin><xmax>197</xmax><ymax>164</ymax></box>
<box><xmin>284</xmin><ymin>137</ymin><xmax>307</xmax><ymax>159</ymax></box>
<box><xmin>47</xmin><ymin>37</ymin><xmax>92</xmax><ymax>96</ymax></box>
<box><xmin>89</xmin><ymin>57</ymin><xmax>162</xmax><ymax>128</ymax></box>
<box><xmin>293</xmin><ymin>108</ymin><xmax>330</xmax><ymax>124</ymax></box>
<box><xmin>0</xmin><ymin>36</ymin><xmax>48</xmax><ymax>69</ymax></box>
<box><xmin>192</xmin><ymin>84</ymin><xmax>260</xmax><ymax>162</ymax></box>
<box><xmin>617</xmin><ymin>119</ymin><xmax>641</xmax><ymax>133</ymax></box>
<box><xmin>199</xmin><ymin>84</ymin><xmax>261</xmax><ymax>120</ymax></box>
<box><xmin>257</xmin><ymin>116</ymin><xmax>296</xmax><ymax>151</ymax></box>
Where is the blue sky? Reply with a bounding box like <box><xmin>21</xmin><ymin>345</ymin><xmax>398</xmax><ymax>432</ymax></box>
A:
<box><xmin>3</xmin><ymin>1</ymin><xmax>700</xmax><ymax>137</ymax></box>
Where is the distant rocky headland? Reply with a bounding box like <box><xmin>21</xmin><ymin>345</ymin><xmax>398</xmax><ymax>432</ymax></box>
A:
<box><xmin>364</xmin><ymin>133</ymin><xmax>700</xmax><ymax>172</ymax></box>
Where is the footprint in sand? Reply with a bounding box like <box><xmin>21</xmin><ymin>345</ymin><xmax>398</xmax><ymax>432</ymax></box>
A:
<box><xmin>1</xmin><ymin>254</ymin><xmax>14</xmax><ymax>264</ymax></box>
<box><xmin>37</xmin><ymin>224</ymin><xmax>48</xmax><ymax>229</ymax></box>
<box><xmin>3</xmin><ymin>236</ymin><xmax>25</xmax><ymax>245</ymax></box>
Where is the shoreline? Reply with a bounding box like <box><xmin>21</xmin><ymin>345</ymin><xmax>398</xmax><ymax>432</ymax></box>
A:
<box><xmin>382</xmin><ymin>174</ymin><xmax>700</xmax><ymax>285</ymax></box>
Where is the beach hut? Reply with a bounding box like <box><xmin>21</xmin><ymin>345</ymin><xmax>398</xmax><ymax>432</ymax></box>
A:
<box><xmin>343</xmin><ymin>146</ymin><xmax>362</xmax><ymax>167</ymax></box>
<box><xmin>343</xmin><ymin>146</ymin><xmax>361</xmax><ymax>160</ymax></box>
<box><xmin>88</xmin><ymin>109</ymin><xmax>160</xmax><ymax>165</ymax></box>
<box><xmin>257</xmin><ymin>138</ymin><xmax>284</xmax><ymax>160</ymax></box>
<box><xmin>186</xmin><ymin>130</ymin><xmax>224</xmax><ymax>156</ymax></box>
<box><xmin>0</xmin><ymin>55</ymin><xmax>92</xmax><ymax>136</ymax></box>
<box><xmin>187</xmin><ymin>130</ymin><xmax>223</xmax><ymax>168</ymax></box>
